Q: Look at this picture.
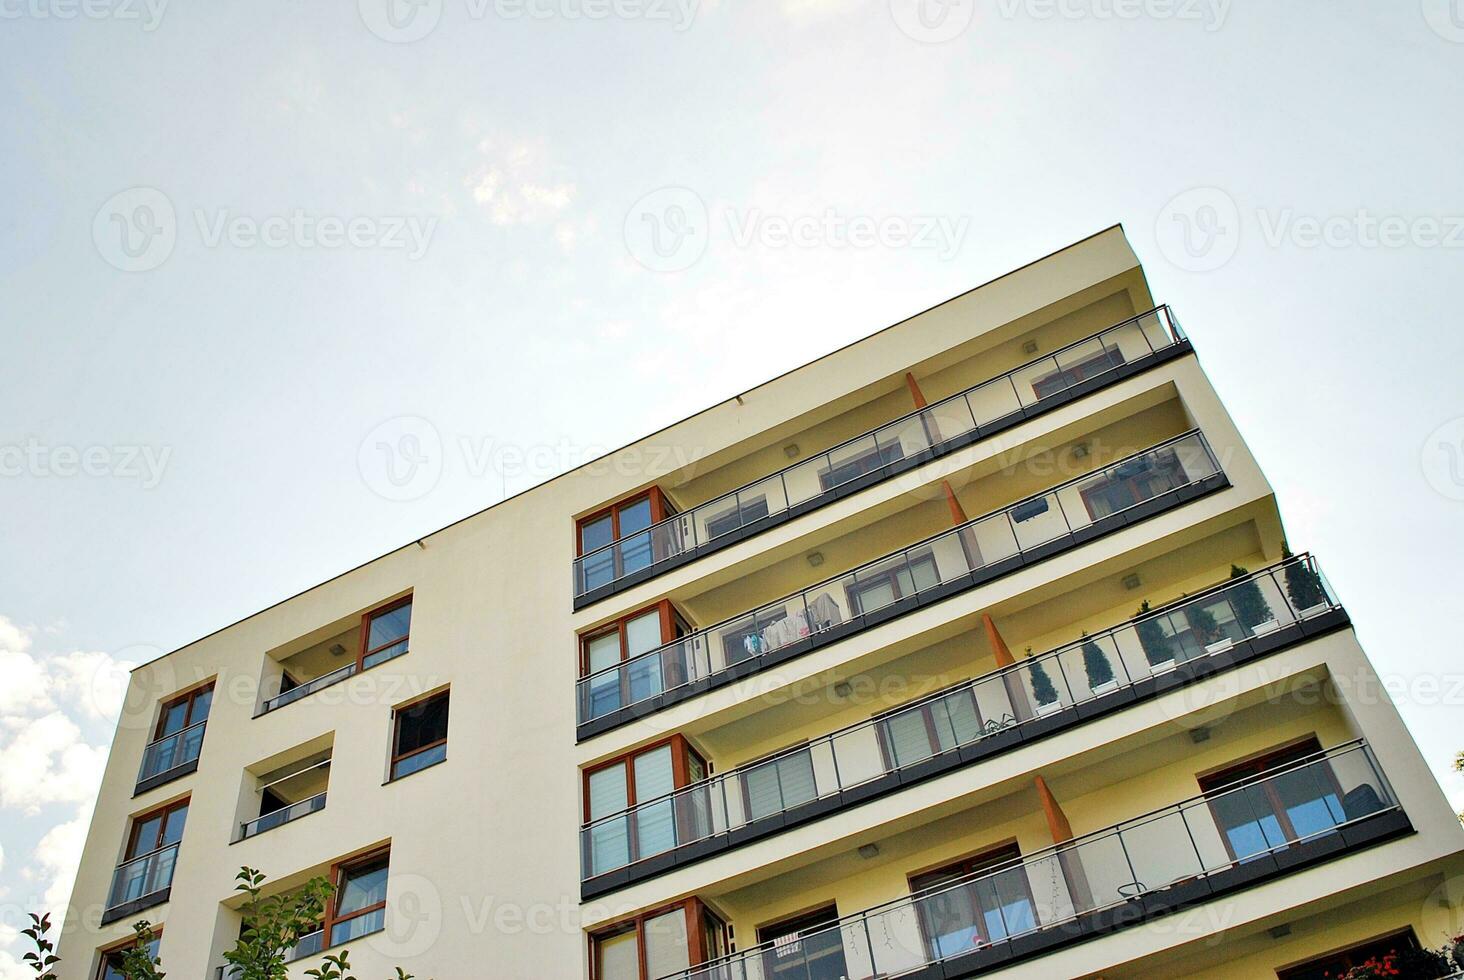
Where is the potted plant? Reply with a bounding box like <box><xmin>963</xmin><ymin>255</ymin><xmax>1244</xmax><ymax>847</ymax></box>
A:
<box><xmin>1282</xmin><ymin>543</ymin><xmax>1329</xmax><ymax>617</ymax></box>
<box><xmin>1134</xmin><ymin>600</ymin><xmax>1176</xmax><ymax>671</ymax></box>
<box><xmin>1027</xmin><ymin>650</ymin><xmax>1062</xmax><ymax>716</ymax></box>
<box><xmin>1187</xmin><ymin>603</ymin><xmax>1232</xmax><ymax>654</ymax></box>
<box><xmin>1080</xmin><ymin>632</ymin><xmax>1118</xmax><ymax>695</ymax></box>
<box><xmin>1227</xmin><ymin>565</ymin><xmax>1278</xmax><ymax>635</ymax></box>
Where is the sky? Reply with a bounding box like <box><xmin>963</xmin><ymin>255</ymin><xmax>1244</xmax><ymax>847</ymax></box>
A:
<box><xmin>1</xmin><ymin>0</ymin><xmax>1462</xmax><ymax>972</ymax></box>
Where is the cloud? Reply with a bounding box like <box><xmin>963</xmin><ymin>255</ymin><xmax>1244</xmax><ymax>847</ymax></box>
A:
<box><xmin>462</xmin><ymin>137</ymin><xmax>577</xmax><ymax>227</ymax></box>
<box><xmin>0</xmin><ymin>713</ymin><xmax>109</xmax><ymax>815</ymax></box>
<box><xmin>33</xmin><ymin>810</ymin><xmax>90</xmax><ymax>916</ymax></box>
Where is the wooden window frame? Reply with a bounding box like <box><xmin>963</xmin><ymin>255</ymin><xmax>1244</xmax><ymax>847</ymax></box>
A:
<box><xmin>873</xmin><ymin>688</ymin><xmax>983</xmax><ymax>772</ymax></box>
<box><xmin>125</xmin><ymin>797</ymin><xmax>190</xmax><ymax>861</ymax></box>
<box><xmin>754</xmin><ymin>903</ymin><xmax>844</xmax><ymax>977</ymax></box>
<box><xmin>1197</xmin><ymin>735</ymin><xmax>1346</xmax><ymax>862</ymax></box>
<box><xmin>589</xmin><ymin>897</ymin><xmax>722</xmax><ymax>980</ymax></box>
<box><xmin>583</xmin><ymin>735</ymin><xmax>710</xmax><ymax>866</ymax></box>
<box><xmin>96</xmin><ymin>928</ymin><xmax>163</xmax><ymax>980</ymax></box>
<box><xmin>578</xmin><ymin>600</ymin><xmax>688</xmax><ymax>676</ymax></box>
<box><xmin>737</xmin><ymin>741</ymin><xmax>816</xmax><ymax>823</ymax></box>
<box><xmin>576</xmin><ymin>488</ymin><xmax>674</xmax><ymax>556</ymax></box>
<box><xmin>1077</xmin><ymin>448</ymin><xmax>1185</xmax><ymax>521</ymax></box>
<box><xmin>906</xmin><ymin>841</ymin><xmax>1034</xmax><ymax>957</ymax></box>
<box><xmin>389</xmin><ymin>689</ymin><xmax>450</xmax><ymax>780</ymax></box>
<box><xmin>152</xmin><ymin>682</ymin><xmax>215</xmax><ymax>741</ymax></box>
<box><xmin>846</xmin><ymin>552</ymin><xmax>939</xmax><ymax>616</ymax></box>
<box><xmin>1030</xmin><ymin>345</ymin><xmax>1127</xmax><ymax>399</ymax></box>
<box><xmin>324</xmin><ymin>847</ymin><xmax>391</xmax><ymax>947</ymax></box>
<box><xmin>356</xmin><ymin>595</ymin><xmax>413</xmax><ymax>671</ymax></box>
<box><xmin>818</xmin><ymin>440</ymin><xmax>905</xmax><ymax>493</ymax></box>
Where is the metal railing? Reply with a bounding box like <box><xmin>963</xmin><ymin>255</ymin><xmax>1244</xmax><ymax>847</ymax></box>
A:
<box><xmin>216</xmin><ymin>928</ymin><xmax>324</xmax><ymax>977</ymax></box>
<box><xmin>577</xmin><ymin>429</ymin><xmax>1223</xmax><ymax>725</ymax></box>
<box><xmin>662</xmin><ymin>741</ymin><xmax>1396</xmax><ymax>980</ymax></box>
<box><xmin>238</xmin><ymin>791</ymin><xmax>328</xmax><ymax>841</ymax></box>
<box><xmin>581</xmin><ymin>554</ymin><xmax>1338</xmax><ymax>879</ymax></box>
<box><xmin>574</xmin><ymin>306</ymin><xmax>1187</xmax><ymax>598</ymax></box>
<box><xmin>106</xmin><ymin>841</ymin><xmax>180</xmax><ymax>912</ymax></box>
<box><xmin>136</xmin><ymin>719</ymin><xmax>206</xmax><ymax>785</ymax></box>
<box><xmin>259</xmin><ymin>643</ymin><xmax>410</xmax><ymax>715</ymax></box>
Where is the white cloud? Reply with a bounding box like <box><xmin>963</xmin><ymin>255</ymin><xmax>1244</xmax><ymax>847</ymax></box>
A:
<box><xmin>0</xmin><ymin>713</ymin><xmax>109</xmax><ymax>815</ymax></box>
<box><xmin>33</xmin><ymin>810</ymin><xmax>90</xmax><ymax>916</ymax></box>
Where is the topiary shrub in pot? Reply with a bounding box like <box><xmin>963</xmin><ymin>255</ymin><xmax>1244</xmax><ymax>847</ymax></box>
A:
<box><xmin>1227</xmin><ymin>564</ymin><xmax>1277</xmax><ymax>634</ymax></box>
<box><xmin>1080</xmin><ymin>632</ymin><xmax>1117</xmax><ymax>693</ymax></box>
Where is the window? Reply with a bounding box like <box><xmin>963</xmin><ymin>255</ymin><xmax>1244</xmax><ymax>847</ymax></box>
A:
<box><xmin>1078</xmin><ymin>449</ymin><xmax>1187</xmax><ymax>519</ymax></box>
<box><xmin>578</xmin><ymin>489</ymin><xmax>674</xmax><ymax>592</ymax></box>
<box><xmin>97</xmin><ymin>933</ymin><xmax>161</xmax><ymax>980</ymax></box>
<box><xmin>126</xmin><ymin>798</ymin><xmax>189</xmax><ymax>861</ymax></box>
<box><xmin>846</xmin><ymin>552</ymin><xmax>940</xmax><ymax>616</ymax></box>
<box><xmin>360</xmin><ymin>596</ymin><xmax>412</xmax><ymax>669</ymax></box>
<box><xmin>877</xmin><ymin>689</ymin><xmax>983</xmax><ymax>771</ymax></box>
<box><xmin>1199</xmin><ymin>737</ymin><xmax>1352</xmax><ymax>861</ymax></box>
<box><xmin>1276</xmin><ymin>929</ymin><xmax>1424</xmax><ymax>980</ymax></box>
<box><xmin>580</xmin><ymin>601</ymin><xmax>691</xmax><ymax>717</ymax></box>
<box><xmin>740</xmin><ymin>745</ymin><xmax>818</xmax><ymax>822</ymax></box>
<box><xmin>584</xmin><ymin>737</ymin><xmax>709</xmax><ymax>876</ymax></box>
<box><xmin>910</xmin><ymin>844</ymin><xmax>1036</xmax><ymax>959</ymax></box>
<box><xmin>327</xmin><ymin>849</ymin><xmax>389</xmax><ymax>946</ymax></box>
<box><xmin>590</xmin><ymin>900</ymin><xmax>726</xmax><ymax>980</ymax></box>
<box><xmin>1030</xmin><ymin>346</ymin><xmax>1126</xmax><ymax>399</ymax></box>
<box><xmin>818</xmin><ymin>439</ymin><xmax>905</xmax><ymax>492</ymax></box>
<box><xmin>154</xmin><ymin>684</ymin><xmax>213</xmax><ymax>741</ymax></box>
<box><xmin>111</xmin><ymin>799</ymin><xmax>188</xmax><ymax>909</ymax></box>
<box><xmin>756</xmin><ymin>905</ymin><xmax>846</xmax><ymax>980</ymax></box>
<box><xmin>390</xmin><ymin>691</ymin><xmax>449</xmax><ymax>780</ymax></box>
<box><xmin>704</xmin><ymin>494</ymin><xmax>770</xmax><ymax>539</ymax></box>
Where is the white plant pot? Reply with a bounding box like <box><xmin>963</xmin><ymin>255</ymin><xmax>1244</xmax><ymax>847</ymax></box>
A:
<box><xmin>1035</xmin><ymin>700</ymin><xmax>1063</xmax><ymax>717</ymax></box>
<box><xmin>1297</xmin><ymin>602</ymin><xmax>1330</xmax><ymax>619</ymax></box>
<box><xmin>1251</xmin><ymin>619</ymin><xmax>1281</xmax><ymax>636</ymax></box>
<box><xmin>1091</xmin><ymin>680</ymin><xmax>1119</xmax><ymax>696</ymax></box>
<box><xmin>1147</xmin><ymin>658</ymin><xmax>1178</xmax><ymax>674</ymax></box>
<box><xmin>1204</xmin><ymin>638</ymin><xmax>1235</xmax><ymax>655</ymax></box>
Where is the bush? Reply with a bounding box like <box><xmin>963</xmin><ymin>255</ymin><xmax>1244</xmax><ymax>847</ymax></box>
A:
<box><xmin>1282</xmin><ymin>543</ymin><xmax>1327</xmax><ymax>611</ymax></box>
<box><xmin>1227</xmin><ymin>565</ymin><xmax>1273</xmax><ymax>630</ymax></box>
<box><xmin>1134</xmin><ymin>600</ymin><xmax>1174</xmax><ymax>667</ymax></box>
<box><xmin>1186</xmin><ymin>602</ymin><xmax>1223</xmax><ymax>646</ymax></box>
<box><xmin>1028</xmin><ymin>652</ymin><xmax>1059</xmax><ymax>706</ymax></box>
<box><xmin>1081</xmin><ymin>633</ymin><xmax>1115</xmax><ymax>688</ymax></box>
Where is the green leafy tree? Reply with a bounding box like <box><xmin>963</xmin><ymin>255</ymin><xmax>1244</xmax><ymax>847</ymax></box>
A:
<box><xmin>1027</xmin><ymin>651</ymin><xmax>1059</xmax><ymax>707</ymax></box>
<box><xmin>1134</xmin><ymin>600</ymin><xmax>1174</xmax><ymax>667</ymax></box>
<box><xmin>1226</xmin><ymin>565</ymin><xmax>1273</xmax><ymax>630</ymax></box>
<box><xmin>222</xmin><ymin>867</ymin><xmax>335</xmax><ymax>980</ymax></box>
<box><xmin>1281</xmin><ymin>543</ymin><xmax>1327</xmax><ymax>611</ymax></box>
<box><xmin>118</xmin><ymin>921</ymin><xmax>164</xmax><ymax>979</ymax></box>
<box><xmin>1187</xmin><ymin>602</ymin><xmax>1223</xmax><ymax>646</ymax></box>
<box><xmin>1080</xmin><ymin>632</ymin><xmax>1115</xmax><ymax>688</ymax></box>
<box><xmin>22</xmin><ymin>914</ymin><xmax>60</xmax><ymax>980</ymax></box>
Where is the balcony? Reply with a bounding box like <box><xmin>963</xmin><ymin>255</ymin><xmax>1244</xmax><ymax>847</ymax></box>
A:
<box><xmin>577</xmin><ymin>429</ymin><xmax>1228</xmax><ymax>737</ymax></box>
<box><xmin>101</xmin><ymin>842</ymin><xmax>178</xmax><ymax>925</ymax></box>
<box><xmin>662</xmin><ymin>741</ymin><xmax>1406</xmax><ymax>980</ymax></box>
<box><xmin>135</xmin><ymin>719</ymin><xmax>205</xmax><ymax>795</ymax></box>
<box><xmin>236</xmin><ymin>751</ymin><xmax>331</xmax><ymax>841</ymax></box>
<box><xmin>581</xmin><ymin>555</ymin><xmax>1347</xmax><ymax>893</ymax></box>
<box><xmin>573</xmin><ymin>307</ymin><xmax>1191</xmax><ymax>607</ymax></box>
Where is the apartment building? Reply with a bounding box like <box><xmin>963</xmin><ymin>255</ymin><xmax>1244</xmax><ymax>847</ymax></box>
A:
<box><xmin>59</xmin><ymin>225</ymin><xmax>1464</xmax><ymax>979</ymax></box>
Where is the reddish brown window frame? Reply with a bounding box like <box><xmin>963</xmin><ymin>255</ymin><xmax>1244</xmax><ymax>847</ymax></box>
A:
<box><xmin>873</xmin><ymin>688</ymin><xmax>983</xmax><ymax>772</ymax></box>
<box><xmin>576</xmin><ymin>488</ymin><xmax>673</xmax><ymax>557</ymax></box>
<box><xmin>906</xmin><ymin>841</ymin><xmax>1034</xmax><ymax>955</ymax></box>
<box><xmin>1275</xmin><ymin>928</ymin><xmax>1423</xmax><ymax>980</ymax></box>
<box><xmin>125</xmin><ymin>797</ymin><xmax>190</xmax><ymax>860</ymax></box>
<box><xmin>324</xmin><ymin>846</ymin><xmax>390</xmax><ymax>947</ymax></box>
<box><xmin>389</xmin><ymin>689</ymin><xmax>449</xmax><ymax>780</ymax></box>
<box><xmin>152</xmin><ymin>682</ymin><xmax>214</xmax><ymax>741</ymax></box>
<box><xmin>96</xmin><ymin>927</ymin><xmax>163</xmax><ymax>980</ymax></box>
<box><xmin>582</xmin><ymin>734</ymin><xmax>708</xmax><ymax>822</ymax></box>
<box><xmin>1197</xmin><ymin>735</ymin><xmax>1346</xmax><ymax>861</ymax></box>
<box><xmin>589</xmin><ymin>897</ymin><xmax>724</xmax><ymax>980</ymax></box>
<box><xmin>578</xmin><ymin>600</ymin><xmax>689</xmax><ymax>676</ymax></box>
<box><xmin>356</xmin><ymin>594</ymin><xmax>413</xmax><ymax>670</ymax></box>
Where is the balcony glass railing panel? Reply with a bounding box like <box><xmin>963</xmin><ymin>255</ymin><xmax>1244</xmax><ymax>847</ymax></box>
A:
<box><xmin>238</xmin><ymin>791</ymin><xmax>327</xmax><ymax>841</ymax></box>
<box><xmin>580</xmin><ymin>555</ymin><xmax>1339</xmax><ymax>879</ymax></box>
<box><xmin>577</xmin><ymin>428</ymin><xmax>1223</xmax><ymax>725</ymax></box>
<box><xmin>573</xmin><ymin>307</ymin><xmax>1187</xmax><ymax>597</ymax></box>
<box><xmin>664</xmin><ymin>742</ymin><xmax>1394</xmax><ymax>980</ymax></box>
<box><xmin>106</xmin><ymin>842</ymin><xmax>180</xmax><ymax>910</ymax></box>
<box><xmin>137</xmin><ymin>720</ymin><xmax>206</xmax><ymax>783</ymax></box>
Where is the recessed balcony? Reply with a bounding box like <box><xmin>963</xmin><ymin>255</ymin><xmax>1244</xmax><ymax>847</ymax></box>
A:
<box><xmin>580</xmin><ymin>555</ymin><xmax>1346</xmax><ymax>893</ymax></box>
<box><xmin>236</xmin><ymin>750</ymin><xmax>331</xmax><ymax>841</ymax></box>
<box><xmin>572</xmin><ymin>307</ymin><xmax>1191</xmax><ymax>607</ymax></box>
<box><xmin>660</xmin><ymin>740</ymin><xmax>1405</xmax><ymax>980</ymax></box>
<box><xmin>577</xmin><ymin>429</ymin><xmax>1228</xmax><ymax>738</ymax></box>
